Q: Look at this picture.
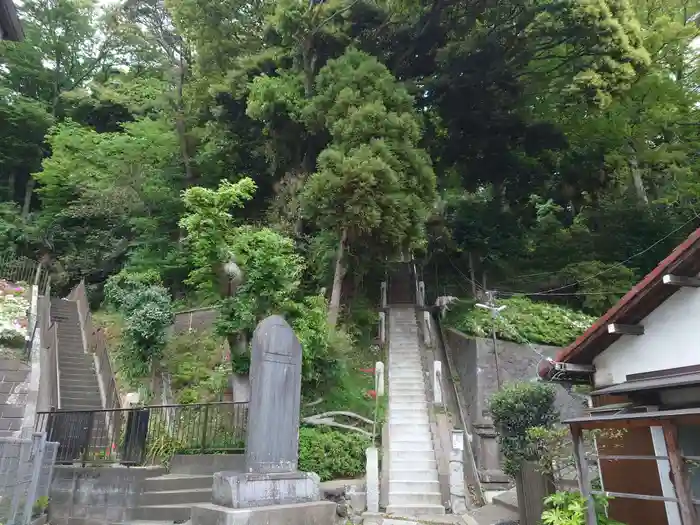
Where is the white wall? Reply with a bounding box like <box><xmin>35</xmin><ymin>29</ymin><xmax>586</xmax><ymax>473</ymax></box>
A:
<box><xmin>593</xmin><ymin>285</ymin><xmax>700</xmax><ymax>386</ymax></box>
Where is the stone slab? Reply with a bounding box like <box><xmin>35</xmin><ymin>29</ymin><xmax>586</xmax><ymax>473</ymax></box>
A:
<box><xmin>191</xmin><ymin>501</ymin><xmax>336</xmax><ymax>525</ymax></box>
<box><xmin>213</xmin><ymin>471</ymin><xmax>321</xmax><ymax>509</ymax></box>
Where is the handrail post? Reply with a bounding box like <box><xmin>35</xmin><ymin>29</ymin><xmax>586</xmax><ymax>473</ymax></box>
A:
<box><xmin>201</xmin><ymin>404</ymin><xmax>210</xmax><ymax>452</ymax></box>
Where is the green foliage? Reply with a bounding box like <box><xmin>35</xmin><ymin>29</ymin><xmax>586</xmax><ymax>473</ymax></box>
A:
<box><xmin>446</xmin><ymin>296</ymin><xmax>595</xmax><ymax>347</ymax></box>
<box><xmin>104</xmin><ymin>269</ymin><xmax>163</xmax><ymax>310</ymax></box>
<box><xmin>286</xmin><ymin>295</ymin><xmax>349</xmax><ymax>391</ymax></box>
<box><xmin>489</xmin><ymin>382</ymin><xmax>559</xmax><ymax>476</ymax></box>
<box><xmin>216</xmin><ymin>226</ymin><xmax>303</xmax><ymax>336</ymax></box>
<box><xmin>298</xmin><ymin>427</ymin><xmax>369</xmax><ymax>482</ymax></box>
<box><xmin>162</xmin><ymin>330</ymin><xmax>229</xmax><ymax>402</ymax></box>
<box><xmin>302</xmin><ymin>48</ymin><xmax>437</xmax><ymax>260</ymax></box>
<box><xmin>180</xmin><ymin>178</ymin><xmax>257</xmax><ymax>293</ymax></box>
<box><xmin>107</xmin><ymin>273</ymin><xmax>173</xmax><ymax>387</ymax></box>
<box><xmin>542</xmin><ymin>491</ymin><xmax>627</xmax><ymax>525</ymax></box>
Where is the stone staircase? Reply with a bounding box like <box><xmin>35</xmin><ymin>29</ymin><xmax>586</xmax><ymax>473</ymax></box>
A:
<box><xmin>133</xmin><ymin>473</ymin><xmax>213</xmax><ymax>522</ymax></box>
<box><xmin>386</xmin><ymin>307</ymin><xmax>445</xmax><ymax>517</ymax></box>
<box><xmin>50</xmin><ymin>298</ymin><xmax>102</xmax><ymax>410</ymax></box>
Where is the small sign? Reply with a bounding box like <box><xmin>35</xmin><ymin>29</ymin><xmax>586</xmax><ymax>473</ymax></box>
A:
<box><xmin>452</xmin><ymin>432</ymin><xmax>464</xmax><ymax>451</ymax></box>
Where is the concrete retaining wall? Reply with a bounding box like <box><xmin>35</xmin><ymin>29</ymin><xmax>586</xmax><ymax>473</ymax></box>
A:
<box><xmin>443</xmin><ymin>329</ymin><xmax>586</xmax><ymax>478</ymax></box>
<box><xmin>170</xmin><ymin>453</ymin><xmax>245</xmax><ymax>475</ymax></box>
<box><xmin>49</xmin><ymin>465</ymin><xmax>165</xmax><ymax>525</ymax></box>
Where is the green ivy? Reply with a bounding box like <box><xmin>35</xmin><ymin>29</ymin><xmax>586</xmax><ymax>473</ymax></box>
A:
<box><xmin>298</xmin><ymin>427</ymin><xmax>368</xmax><ymax>481</ymax></box>
<box><xmin>446</xmin><ymin>296</ymin><xmax>595</xmax><ymax>347</ymax></box>
<box><xmin>489</xmin><ymin>381</ymin><xmax>559</xmax><ymax>476</ymax></box>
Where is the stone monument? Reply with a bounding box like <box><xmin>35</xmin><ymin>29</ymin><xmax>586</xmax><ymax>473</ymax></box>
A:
<box><xmin>191</xmin><ymin>315</ymin><xmax>336</xmax><ymax>525</ymax></box>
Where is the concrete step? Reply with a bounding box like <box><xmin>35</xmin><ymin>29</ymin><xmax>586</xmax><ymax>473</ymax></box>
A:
<box><xmin>388</xmin><ymin>491</ymin><xmax>442</xmax><ymax>505</ymax></box>
<box><xmin>389</xmin><ymin>469</ymin><xmax>439</xmax><ymax>482</ymax></box>
<box><xmin>139</xmin><ymin>488</ymin><xmax>212</xmax><ymax>507</ymax></box>
<box><xmin>389</xmin><ymin>450</ymin><xmax>435</xmax><ymax>462</ymax></box>
<box><xmin>389</xmin><ymin>422</ymin><xmax>431</xmax><ymax>432</ymax></box>
<box><xmin>57</xmin><ymin>384</ymin><xmax>101</xmax><ymax>393</ymax></box>
<box><xmin>391</xmin><ymin>394</ymin><xmax>428</xmax><ymax>402</ymax></box>
<box><xmin>390</xmin><ymin>440</ymin><xmax>434</xmax><ymax>452</ymax></box>
<box><xmin>133</xmin><ymin>504</ymin><xmax>193</xmax><ymax>522</ymax></box>
<box><xmin>390</xmin><ymin>403</ymin><xmax>429</xmax><ymax>411</ymax></box>
<box><xmin>385</xmin><ymin>503</ymin><xmax>446</xmax><ymax>517</ymax></box>
<box><xmin>390</xmin><ymin>459</ymin><xmax>438</xmax><ymax>471</ymax></box>
<box><xmin>389</xmin><ymin>380</ymin><xmax>425</xmax><ymax>387</ymax></box>
<box><xmin>389</xmin><ymin>415</ymin><xmax>430</xmax><ymax>424</ymax></box>
<box><xmin>143</xmin><ymin>475</ymin><xmax>213</xmax><ymax>492</ymax></box>
<box><xmin>389</xmin><ymin>430</ymin><xmax>432</xmax><ymax>441</ymax></box>
<box><xmin>389</xmin><ymin>480</ymin><xmax>441</xmax><ymax>493</ymax></box>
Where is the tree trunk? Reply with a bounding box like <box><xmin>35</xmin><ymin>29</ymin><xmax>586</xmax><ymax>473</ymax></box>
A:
<box><xmin>328</xmin><ymin>228</ymin><xmax>348</xmax><ymax>328</ymax></box>
<box><xmin>630</xmin><ymin>157</ymin><xmax>649</xmax><ymax>204</ymax></box>
<box><xmin>22</xmin><ymin>177</ymin><xmax>35</xmax><ymax>218</ymax></box>
<box><xmin>175</xmin><ymin>48</ymin><xmax>194</xmax><ymax>185</ymax></box>
<box><xmin>8</xmin><ymin>172</ymin><xmax>15</xmax><ymax>202</ymax></box>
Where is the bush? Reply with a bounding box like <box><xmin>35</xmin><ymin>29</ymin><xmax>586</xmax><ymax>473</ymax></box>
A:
<box><xmin>489</xmin><ymin>381</ymin><xmax>559</xmax><ymax>476</ymax></box>
<box><xmin>542</xmin><ymin>491</ymin><xmax>626</xmax><ymax>525</ymax></box>
<box><xmin>298</xmin><ymin>427</ymin><xmax>368</xmax><ymax>481</ymax></box>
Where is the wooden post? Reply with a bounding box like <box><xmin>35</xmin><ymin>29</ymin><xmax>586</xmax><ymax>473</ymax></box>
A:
<box><xmin>663</xmin><ymin>422</ymin><xmax>698</xmax><ymax>525</ymax></box>
<box><xmin>571</xmin><ymin>424</ymin><xmax>598</xmax><ymax>525</ymax></box>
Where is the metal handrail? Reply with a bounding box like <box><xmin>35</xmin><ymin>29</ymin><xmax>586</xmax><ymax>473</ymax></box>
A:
<box><xmin>431</xmin><ymin>309</ymin><xmax>486</xmax><ymax>506</ymax></box>
<box><xmin>53</xmin><ymin>322</ymin><xmax>61</xmax><ymax>410</ymax></box>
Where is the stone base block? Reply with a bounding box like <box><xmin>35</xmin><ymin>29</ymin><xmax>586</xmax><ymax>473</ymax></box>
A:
<box><xmin>213</xmin><ymin>471</ymin><xmax>321</xmax><ymax>509</ymax></box>
<box><xmin>191</xmin><ymin>501</ymin><xmax>337</xmax><ymax>525</ymax></box>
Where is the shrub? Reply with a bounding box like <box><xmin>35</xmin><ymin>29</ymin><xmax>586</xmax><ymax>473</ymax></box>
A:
<box><xmin>298</xmin><ymin>427</ymin><xmax>368</xmax><ymax>481</ymax></box>
<box><xmin>542</xmin><ymin>491</ymin><xmax>626</xmax><ymax>525</ymax></box>
<box><xmin>489</xmin><ymin>381</ymin><xmax>559</xmax><ymax>476</ymax></box>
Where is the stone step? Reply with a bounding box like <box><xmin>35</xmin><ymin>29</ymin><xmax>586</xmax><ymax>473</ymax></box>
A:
<box><xmin>385</xmin><ymin>503</ymin><xmax>446</xmax><ymax>517</ymax></box>
<box><xmin>389</xmin><ymin>422</ymin><xmax>432</xmax><ymax>432</ymax></box>
<box><xmin>388</xmin><ymin>414</ymin><xmax>430</xmax><ymax>423</ymax></box>
<box><xmin>389</xmin><ymin>469</ymin><xmax>439</xmax><ymax>482</ymax></box>
<box><xmin>390</xmin><ymin>440</ymin><xmax>434</xmax><ymax>452</ymax></box>
<box><xmin>389</xmin><ymin>368</ymin><xmax>423</xmax><ymax>374</ymax></box>
<box><xmin>389</xmin><ymin>358</ymin><xmax>422</xmax><ymax>372</ymax></box>
<box><xmin>389</xmin><ymin>450</ymin><xmax>435</xmax><ymax>462</ymax></box>
<box><xmin>133</xmin><ymin>504</ymin><xmax>193</xmax><ymax>522</ymax></box>
<box><xmin>389</xmin><ymin>480</ymin><xmax>441</xmax><ymax>493</ymax></box>
<box><xmin>390</xmin><ymin>403</ymin><xmax>429</xmax><ymax>411</ymax></box>
<box><xmin>390</xmin><ymin>393</ymin><xmax>428</xmax><ymax>402</ymax></box>
<box><xmin>388</xmin><ymin>491</ymin><xmax>443</xmax><ymax>505</ymax></box>
<box><xmin>389</xmin><ymin>429</ymin><xmax>432</xmax><ymax>442</ymax></box>
<box><xmin>391</xmin><ymin>458</ymin><xmax>438</xmax><ymax>471</ymax></box>
<box><xmin>389</xmin><ymin>379</ymin><xmax>425</xmax><ymax>386</ymax></box>
<box><xmin>139</xmin><ymin>488</ymin><xmax>212</xmax><ymax>507</ymax></box>
<box><xmin>143</xmin><ymin>474</ymin><xmax>213</xmax><ymax>493</ymax></box>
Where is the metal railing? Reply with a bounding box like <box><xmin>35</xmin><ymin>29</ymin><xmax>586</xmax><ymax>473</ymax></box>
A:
<box><xmin>0</xmin><ymin>433</ymin><xmax>58</xmax><ymax>525</ymax></box>
<box><xmin>69</xmin><ymin>280</ymin><xmax>121</xmax><ymax>410</ymax></box>
<box><xmin>35</xmin><ymin>402</ymin><xmax>248</xmax><ymax>465</ymax></box>
<box><xmin>0</xmin><ymin>255</ymin><xmax>48</xmax><ymax>291</ymax></box>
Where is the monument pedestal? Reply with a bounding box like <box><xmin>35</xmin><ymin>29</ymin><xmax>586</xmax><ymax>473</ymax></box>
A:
<box><xmin>212</xmin><ymin>471</ymin><xmax>322</xmax><ymax>509</ymax></box>
<box><xmin>190</xmin><ymin>471</ymin><xmax>337</xmax><ymax>525</ymax></box>
<box><xmin>191</xmin><ymin>501</ymin><xmax>337</xmax><ymax>525</ymax></box>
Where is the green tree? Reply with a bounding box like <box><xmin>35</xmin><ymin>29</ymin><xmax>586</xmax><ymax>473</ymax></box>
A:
<box><xmin>302</xmin><ymin>48</ymin><xmax>436</xmax><ymax>326</ymax></box>
<box><xmin>179</xmin><ymin>178</ymin><xmax>257</xmax><ymax>294</ymax></box>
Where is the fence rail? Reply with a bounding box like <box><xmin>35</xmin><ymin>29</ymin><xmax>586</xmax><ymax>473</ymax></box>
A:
<box><xmin>35</xmin><ymin>402</ymin><xmax>248</xmax><ymax>465</ymax></box>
